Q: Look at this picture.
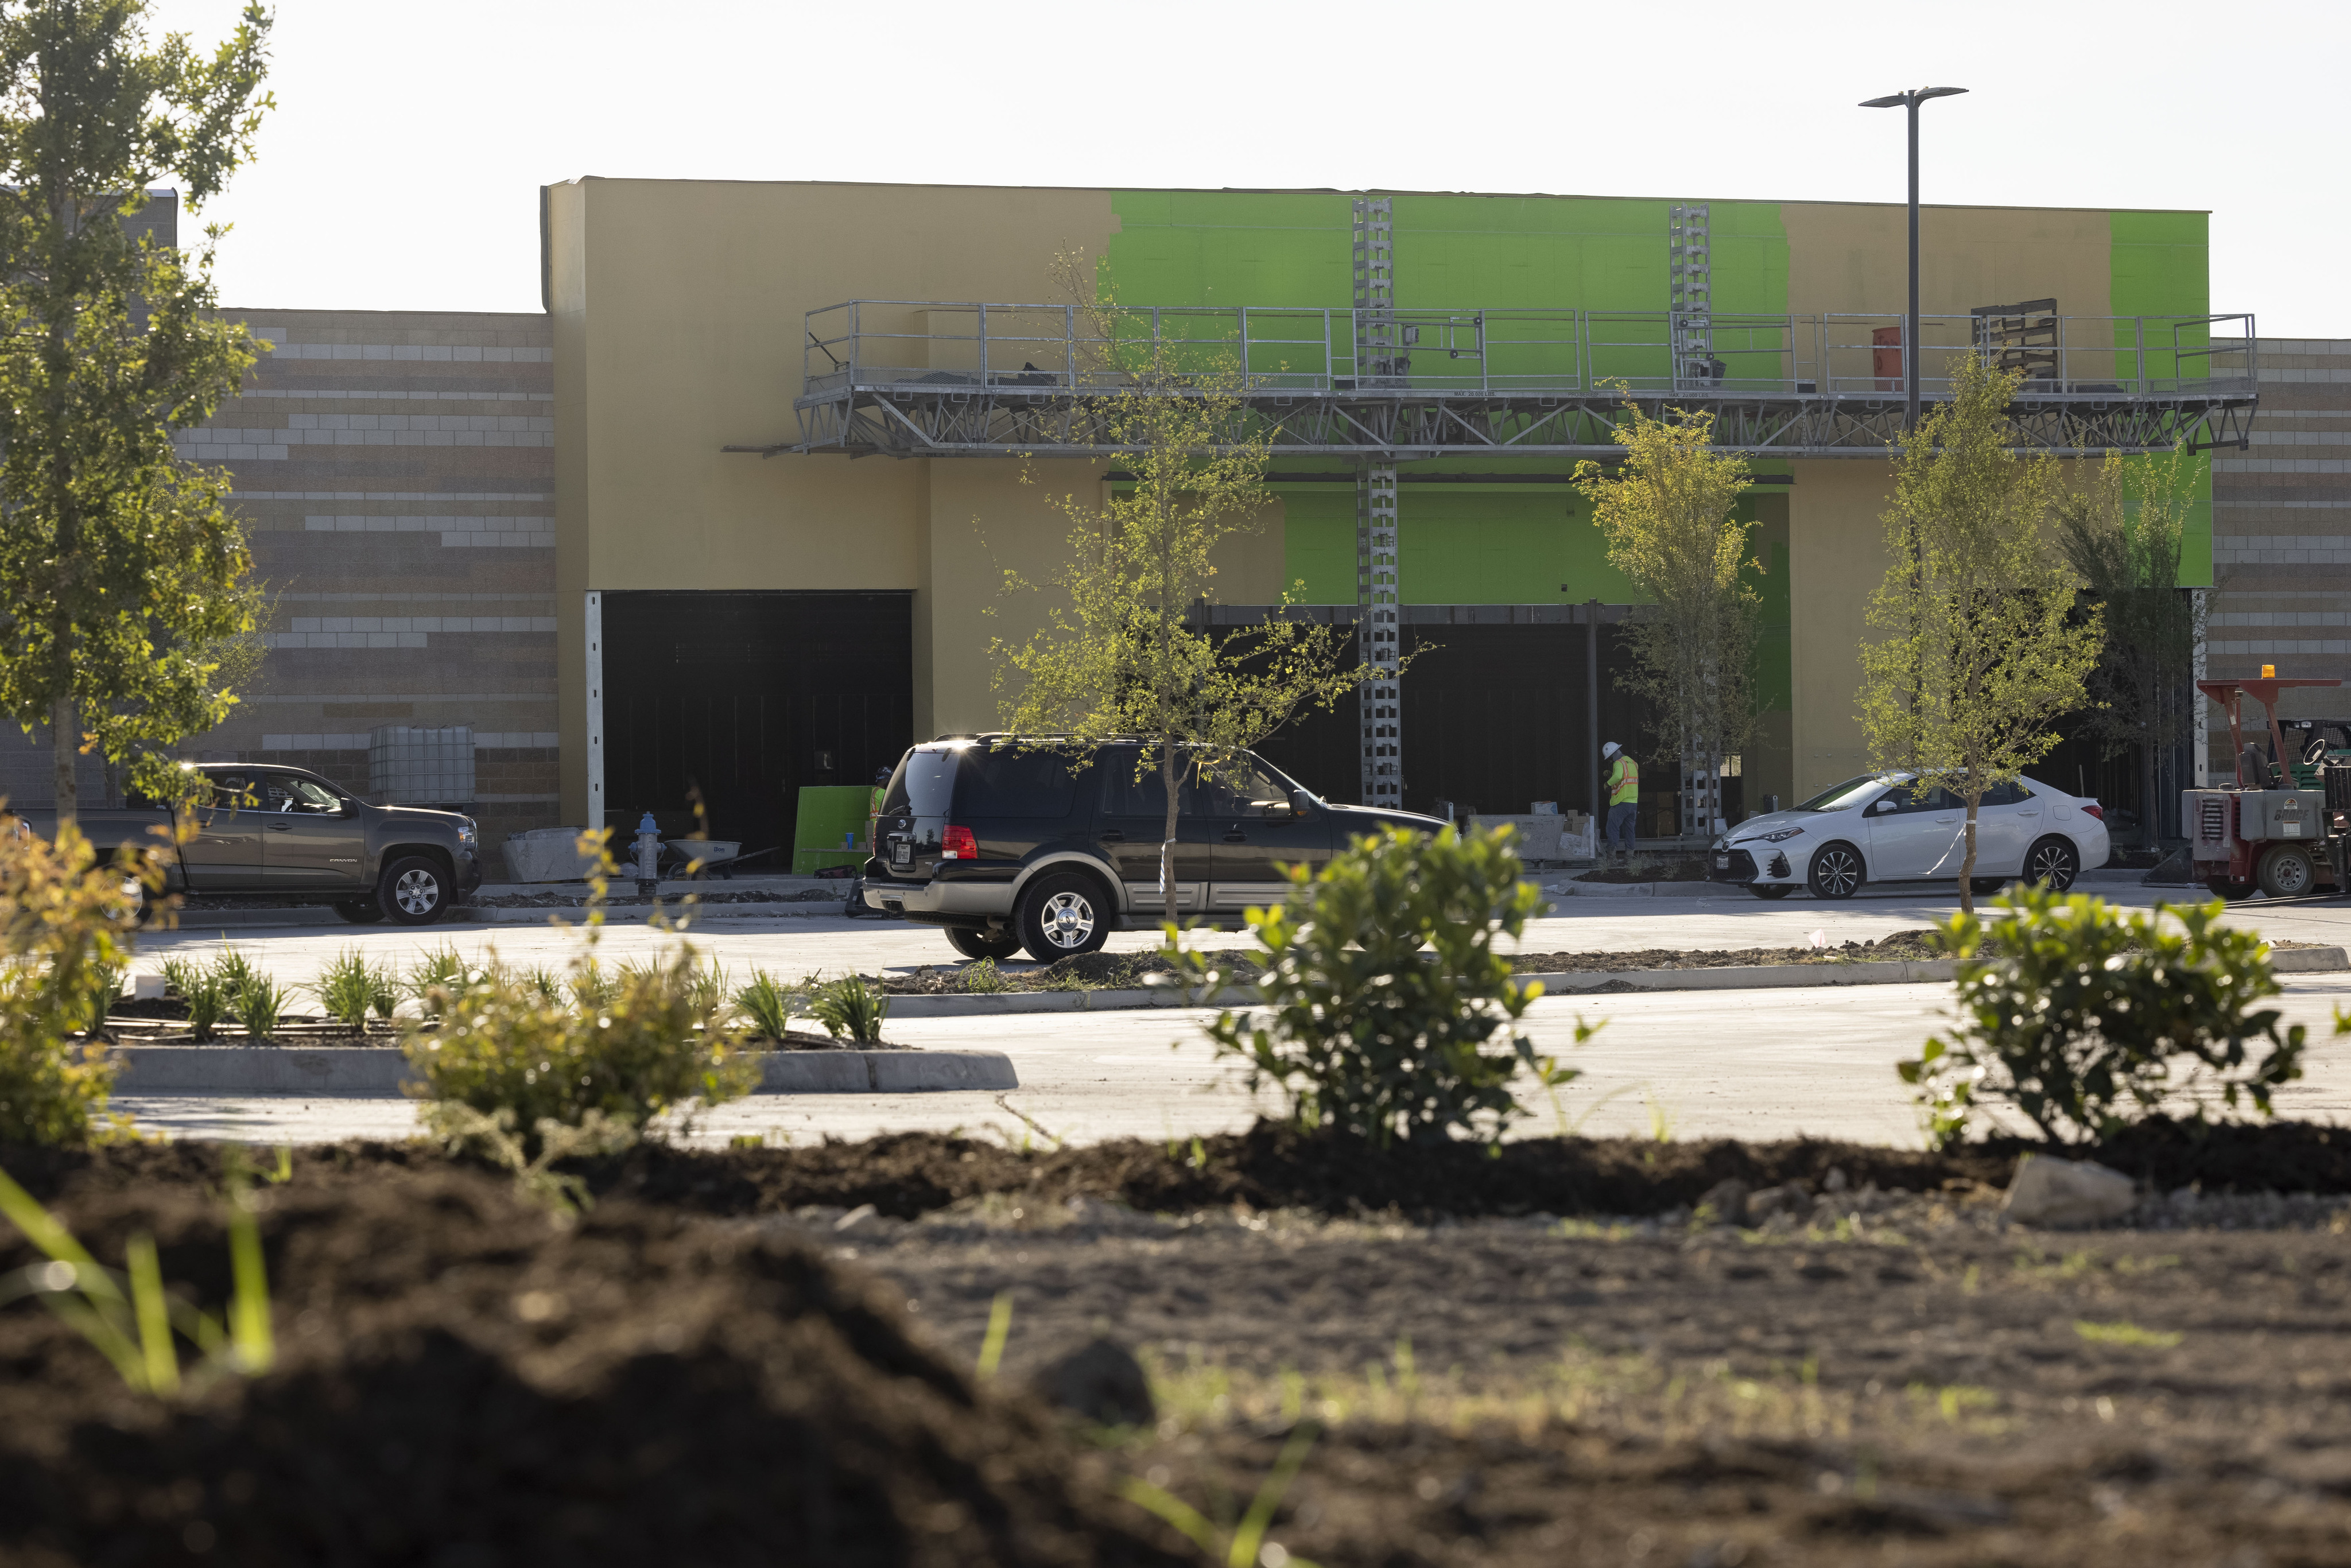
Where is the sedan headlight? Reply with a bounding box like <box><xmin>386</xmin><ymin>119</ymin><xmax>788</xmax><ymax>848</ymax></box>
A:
<box><xmin>1747</xmin><ymin>825</ymin><xmax>1806</xmax><ymax>844</ymax></box>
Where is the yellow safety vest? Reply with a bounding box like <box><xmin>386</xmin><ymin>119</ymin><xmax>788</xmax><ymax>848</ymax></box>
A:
<box><xmin>1608</xmin><ymin>755</ymin><xmax>1640</xmax><ymax>806</ymax></box>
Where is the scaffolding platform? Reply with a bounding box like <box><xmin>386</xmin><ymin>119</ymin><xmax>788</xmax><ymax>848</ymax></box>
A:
<box><xmin>751</xmin><ymin>302</ymin><xmax>2258</xmax><ymax>460</ymax></box>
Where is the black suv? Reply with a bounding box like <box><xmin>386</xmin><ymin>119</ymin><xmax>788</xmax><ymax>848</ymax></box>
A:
<box><xmin>860</xmin><ymin>738</ymin><xmax>1443</xmax><ymax>961</ymax></box>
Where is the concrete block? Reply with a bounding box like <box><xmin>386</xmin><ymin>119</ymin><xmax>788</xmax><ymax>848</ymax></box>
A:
<box><xmin>2003</xmin><ymin>1153</ymin><xmax>2138</xmax><ymax>1229</ymax></box>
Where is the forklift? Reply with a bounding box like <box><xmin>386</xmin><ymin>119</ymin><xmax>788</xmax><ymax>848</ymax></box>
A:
<box><xmin>2183</xmin><ymin>670</ymin><xmax>2350</xmax><ymax>899</ymax></box>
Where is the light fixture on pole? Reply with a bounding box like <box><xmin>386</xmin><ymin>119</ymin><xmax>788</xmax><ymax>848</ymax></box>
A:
<box><xmin>1860</xmin><ymin>86</ymin><xmax>1967</xmax><ymax>433</ymax></box>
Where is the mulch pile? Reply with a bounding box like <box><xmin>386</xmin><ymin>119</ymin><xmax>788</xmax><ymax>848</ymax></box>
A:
<box><xmin>0</xmin><ymin>1163</ymin><xmax>1184</xmax><ymax>1567</ymax></box>
<box><xmin>1512</xmin><ymin>929</ymin><xmax>1948</xmax><ymax>972</ymax></box>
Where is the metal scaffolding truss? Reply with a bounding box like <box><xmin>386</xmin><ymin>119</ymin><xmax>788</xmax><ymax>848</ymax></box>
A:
<box><xmin>762</xmin><ymin>301</ymin><xmax>2258</xmax><ymax>460</ymax></box>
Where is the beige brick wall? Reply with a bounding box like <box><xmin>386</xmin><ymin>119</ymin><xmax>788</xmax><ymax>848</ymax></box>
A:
<box><xmin>189</xmin><ymin>309</ymin><xmax>557</xmax><ymax>875</ymax></box>
<box><xmin>2208</xmin><ymin>338</ymin><xmax>2351</xmax><ymax>772</ymax></box>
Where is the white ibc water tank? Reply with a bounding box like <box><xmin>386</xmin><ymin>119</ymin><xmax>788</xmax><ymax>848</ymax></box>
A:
<box><xmin>367</xmin><ymin>725</ymin><xmax>475</xmax><ymax>807</ymax></box>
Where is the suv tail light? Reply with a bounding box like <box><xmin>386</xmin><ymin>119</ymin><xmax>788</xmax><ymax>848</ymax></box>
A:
<box><xmin>2082</xmin><ymin>803</ymin><xmax>2104</xmax><ymax>821</ymax></box>
<box><xmin>940</xmin><ymin>825</ymin><xmax>977</xmax><ymax>861</ymax></box>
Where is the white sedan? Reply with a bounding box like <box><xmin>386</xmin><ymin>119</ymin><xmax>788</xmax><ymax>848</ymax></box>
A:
<box><xmin>1709</xmin><ymin>772</ymin><xmax>2112</xmax><ymax>901</ymax></box>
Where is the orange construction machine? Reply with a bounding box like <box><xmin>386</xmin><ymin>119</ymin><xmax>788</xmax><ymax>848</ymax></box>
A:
<box><xmin>2184</xmin><ymin>673</ymin><xmax>2346</xmax><ymax>899</ymax></box>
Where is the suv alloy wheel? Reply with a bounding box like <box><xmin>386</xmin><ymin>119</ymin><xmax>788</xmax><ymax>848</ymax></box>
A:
<box><xmin>379</xmin><ymin>855</ymin><xmax>449</xmax><ymax>926</ymax></box>
<box><xmin>1017</xmin><ymin>871</ymin><xmax>1109</xmax><ymax>963</ymax></box>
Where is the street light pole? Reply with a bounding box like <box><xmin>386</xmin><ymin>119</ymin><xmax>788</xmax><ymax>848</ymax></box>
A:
<box><xmin>1860</xmin><ymin>86</ymin><xmax>1966</xmax><ymax>434</ymax></box>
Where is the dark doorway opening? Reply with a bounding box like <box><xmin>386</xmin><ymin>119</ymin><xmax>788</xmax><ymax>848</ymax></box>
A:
<box><xmin>601</xmin><ymin>591</ymin><xmax>913</xmax><ymax>860</ymax></box>
<box><xmin>1246</xmin><ymin>623</ymin><xmax>1656</xmax><ymax>823</ymax></box>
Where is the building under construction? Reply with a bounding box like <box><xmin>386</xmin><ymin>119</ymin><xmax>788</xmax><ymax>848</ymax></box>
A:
<box><xmin>543</xmin><ymin>180</ymin><xmax>2247</xmax><ymax>852</ymax></box>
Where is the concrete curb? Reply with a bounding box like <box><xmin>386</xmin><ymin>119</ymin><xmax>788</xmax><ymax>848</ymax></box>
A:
<box><xmin>110</xmin><ymin>1046</ymin><xmax>1017</xmax><ymax>1095</ymax></box>
<box><xmin>1543</xmin><ymin>880</ymin><xmax>1721</xmax><ymax>899</ymax></box>
<box><xmin>885</xmin><ymin>987</ymin><xmax>1257</xmax><ymax>1019</ymax></box>
<box><xmin>469</xmin><ymin>901</ymin><xmax>856</xmax><ymax>925</ymax></box>
<box><xmin>880</xmin><ymin>944</ymin><xmax>2351</xmax><ymax>1014</ymax></box>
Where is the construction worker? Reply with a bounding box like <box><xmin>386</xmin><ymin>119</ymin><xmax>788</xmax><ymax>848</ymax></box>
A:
<box><xmin>1603</xmin><ymin>741</ymin><xmax>1639</xmax><ymax>864</ymax></box>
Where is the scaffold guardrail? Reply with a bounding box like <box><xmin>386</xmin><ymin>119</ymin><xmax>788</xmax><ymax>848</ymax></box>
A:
<box><xmin>759</xmin><ymin>301</ymin><xmax>2257</xmax><ymax>459</ymax></box>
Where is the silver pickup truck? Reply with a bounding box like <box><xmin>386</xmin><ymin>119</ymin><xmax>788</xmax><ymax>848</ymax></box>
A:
<box><xmin>8</xmin><ymin>761</ymin><xmax>482</xmax><ymax>925</ymax></box>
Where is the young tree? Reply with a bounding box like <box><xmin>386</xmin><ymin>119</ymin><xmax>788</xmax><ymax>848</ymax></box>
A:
<box><xmin>0</xmin><ymin>1</ymin><xmax>274</xmax><ymax>822</ymax></box>
<box><xmin>1572</xmin><ymin>400</ymin><xmax>1759</xmax><ymax>838</ymax></box>
<box><xmin>992</xmin><ymin>259</ymin><xmax>1367</xmax><ymax>920</ymax></box>
<box><xmin>2056</xmin><ymin>448</ymin><xmax>2206</xmax><ymax>849</ymax></box>
<box><xmin>1858</xmin><ymin>355</ymin><xmax>2105</xmax><ymax>913</ymax></box>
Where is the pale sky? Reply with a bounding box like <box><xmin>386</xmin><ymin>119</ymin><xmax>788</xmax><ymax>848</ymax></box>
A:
<box><xmin>148</xmin><ymin>0</ymin><xmax>2344</xmax><ymax>336</ymax></box>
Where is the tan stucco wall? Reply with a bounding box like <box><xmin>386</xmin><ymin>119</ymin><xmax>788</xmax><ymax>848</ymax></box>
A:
<box><xmin>1786</xmin><ymin>461</ymin><xmax>1896</xmax><ymax>799</ymax></box>
<box><xmin>1782</xmin><ymin>203</ymin><xmax>2119</xmax><ymax>383</ymax></box>
<box><xmin>552</xmin><ymin>178</ymin><xmax>1128</xmax><ymax>822</ymax></box>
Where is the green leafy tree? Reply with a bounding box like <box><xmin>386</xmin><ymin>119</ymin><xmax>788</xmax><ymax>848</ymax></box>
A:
<box><xmin>993</xmin><ymin>256</ymin><xmax>1367</xmax><ymax>917</ymax></box>
<box><xmin>1573</xmin><ymin>399</ymin><xmax>1759</xmax><ymax>836</ymax></box>
<box><xmin>0</xmin><ymin>1</ymin><xmax>275</xmax><ymax>821</ymax></box>
<box><xmin>1858</xmin><ymin>356</ymin><xmax>2105</xmax><ymax>913</ymax></box>
<box><xmin>2056</xmin><ymin>448</ymin><xmax>2205</xmax><ymax>849</ymax></box>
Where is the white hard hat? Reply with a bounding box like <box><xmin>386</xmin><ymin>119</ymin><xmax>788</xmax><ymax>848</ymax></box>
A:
<box><xmin>1602</xmin><ymin>741</ymin><xmax>1621</xmax><ymax>759</ymax></box>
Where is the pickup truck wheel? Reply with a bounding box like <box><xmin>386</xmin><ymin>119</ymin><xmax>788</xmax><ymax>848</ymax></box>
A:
<box><xmin>379</xmin><ymin>856</ymin><xmax>451</xmax><ymax>925</ymax></box>
<box><xmin>1017</xmin><ymin>871</ymin><xmax>1111</xmax><ymax>962</ymax></box>
<box><xmin>946</xmin><ymin>926</ymin><xmax>1023</xmax><ymax>961</ymax></box>
<box><xmin>335</xmin><ymin>898</ymin><xmax>386</xmax><ymax>925</ymax></box>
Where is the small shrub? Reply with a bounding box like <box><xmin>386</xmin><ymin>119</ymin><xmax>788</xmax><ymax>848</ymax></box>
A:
<box><xmin>181</xmin><ymin>968</ymin><xmax>227</xmax><ymax>1042</ymax></box>
<box><xmin>418</xmin><ymin>1103</ymin><xmax>638</xmax><ymax>1216</ymax></box>
<box><xmin>402</xmin><ymin>944</ymin><xmax>470</xmax><ymax>1015</ymax></box>
<box><xmin>211</xmin><ymin>946</ymin><xmax>259</xmax><ymax>998</ymax></box>
<box><xmin>1169</xmin><ymin>824</ymin><xmax>1571</xmax><ymax>1148</ymax></box>
<box><xmin>569</xmin><ymin>961</ymin><xmax>617</xmax><ymax>1012</ymax></box>
<box><xmin>960</xmin><ymin>956</ymin><xmax>1010</xmax><ymax>994</ymax></box>
<box><xmin>402</xmin><ymin>945</ymin><xmax>758</xmax><ymax>1156</ymax></box>
<box><xmin>685</xmin><ymin>961</ymin><xmax>730</xmax><ymax>1020</ymax></box>
<box><xmin>732</xmin><ymin>970</ymin><xmax>796</xmax><ymax>1039</ymax></box>
<box><xmin>87</xmin><ymin>961</ymin><xmax>126</xmax><ymax>1037</ymax></box>
<box><xmin>0</xmin><ymin>817</ymin><xmax>153</xmax><ymax>1144</ymax></box>
<box><xmin>230</xmin><ymin>972</ymin><xmax>290</xmax><ymax>1038</ymax></box>
<box><xmin>809</xmin><ymin>974</ymin><xmax>890</xmax><ymax>1044</ymax></box>
<box><xmin>159</xmin><ymin>957</ymin><xmax>199</xmax><ymax>999</ymax></box>
<box><xmin>1899</xmin><ymin>884</ymin><xmax>2313</xmax><ymax>1147</ymax></box>
<box><xmin>312</xmin><ymin>949</ymin><xmax>389</xmax><ymax>1029</ymax></box>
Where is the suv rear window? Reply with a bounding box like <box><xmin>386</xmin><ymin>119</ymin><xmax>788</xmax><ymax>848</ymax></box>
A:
<box><xmin>881</xmin><ymin>749</ymin><xmax>959</xmax><ymax>818</ymax></box>
<box><xmin>956</xmin><ymin>744</ymin><xmax>1083</xmax><ymax>818</ymax></box>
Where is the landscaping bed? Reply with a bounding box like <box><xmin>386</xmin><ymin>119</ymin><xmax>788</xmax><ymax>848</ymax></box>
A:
<box><xmin>3</xmin><ymin>1129</ymin><xmax>2346</xmax><ymax>1566</ymax></box>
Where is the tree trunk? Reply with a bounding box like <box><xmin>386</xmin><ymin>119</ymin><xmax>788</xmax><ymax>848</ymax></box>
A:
<box><xmin>1958</xmin><ymin>797</ymin><xmax>1980</xmax><ymax>915</ymax></box>
<box><xmin>1158</xmin><ymin>738</ymin><xmax>1180</xmax><ymax>926</ymax></box>
<box><xmin>51</xmin><ymin>692</ymin><xmax>77</xmax><ymax>824</ymax></box>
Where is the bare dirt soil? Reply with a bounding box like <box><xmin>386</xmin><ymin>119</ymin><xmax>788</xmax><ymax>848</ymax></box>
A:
<box><xmin>6</xmin><ymin>1129</ymin><xmax>2348</xmax><ymax>1566</ymax></box>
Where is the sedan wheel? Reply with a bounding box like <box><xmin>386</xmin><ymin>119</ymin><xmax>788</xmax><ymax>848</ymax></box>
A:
<box><xmin>1807</xmin><ymin>843</ymin><xmax>1864</xmax><ymax>901</ymax></box>
<box><xmin>2023</xmin><ymin>836</ymin><xmax>2080</xmax><ymax>892</ymax></box>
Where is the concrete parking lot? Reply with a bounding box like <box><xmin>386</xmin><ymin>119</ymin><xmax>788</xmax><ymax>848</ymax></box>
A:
<box><xmin>111</xmin><ymin>874</ymin><xmax>2351</xmax><ymax>1154</ymax></box>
